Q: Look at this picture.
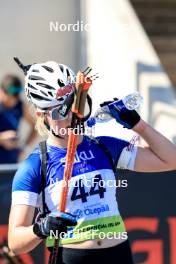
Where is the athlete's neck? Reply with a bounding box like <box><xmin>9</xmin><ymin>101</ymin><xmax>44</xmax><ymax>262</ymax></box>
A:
<box><xmin>47</xmin><ymin>134</ymin><xmax>83</xmax><ymax>148</ymax></box>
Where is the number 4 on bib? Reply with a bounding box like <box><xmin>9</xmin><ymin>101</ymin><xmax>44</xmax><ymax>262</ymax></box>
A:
<box><xmin>71</xmin><ymin>174</ymin><xmax>106</xmax><ymax>203</ymax></box>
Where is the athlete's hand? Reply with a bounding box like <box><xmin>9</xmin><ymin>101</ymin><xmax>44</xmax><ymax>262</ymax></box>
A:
<box><xmin>100</xmin><ymin>98</ymin><xmax>140</xmax><ymax>129</ymax></box>
<box><xmin>33</xmin><ymin>211</ymin><xmax>77</xmax><ymax>239</ymax></box>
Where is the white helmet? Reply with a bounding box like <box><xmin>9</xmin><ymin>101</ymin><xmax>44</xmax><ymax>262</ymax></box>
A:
<box><xmin>24</xmin><ymin>61</ymin><xmax>75</xmax><ymax>109</ymax></box>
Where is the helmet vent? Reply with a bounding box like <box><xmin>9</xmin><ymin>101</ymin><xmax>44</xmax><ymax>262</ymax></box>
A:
<box><xmin>32</xmin><ymin>69</ymin><xmax>39</xmax><ymax>73</ymax></box>
<box><xmin>58</xmin><ymin>79</ymin><xmax>65</xmax><ymax>87</ymax></box>
<box><xmin>42</xmin><ymin>65</ymin><xmax>54</xmax><ymax>73</ymax></box>
<box><xmin>66</xmin><ymin>69</ymin><xmax>70</xmax><ymax>78</ymax></box>
<box><xmin>29</xmin><ymin>75</ymin><xmax>45</xmax><ymax>81</ymax></box>
<box><xmin>36</xmin><ymin>83</ymin><xmax>55</xmax><ymax>90</ymax></box>
<box><xmin>41</xmin><ymin>90</ymin><xmax>49</xmax><ymax>97</ymax></box>
<box><xmin>28</xmin><ymin>83</ymin><xmax>38</xmax><ymax>90</ymax></box>
<box><xmin>59</xmin><ymin>65</ymin><xmax>64</xmax><ymax>73</ymax></box>
<box><xmin>30</xmin><ymin>92</ymin><xmax>51</xmax><ymax>101</ymax></box>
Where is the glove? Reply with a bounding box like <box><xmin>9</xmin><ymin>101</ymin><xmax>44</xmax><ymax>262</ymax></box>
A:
<box><xmin>33</xmin><ymin>211</ymin><xmax>77</xmax><ymax>239</ymax></box>
<box><xmin>100</xmin><ymin>98</ymin><xmax>141</xmax><ymax>129</ymax></box>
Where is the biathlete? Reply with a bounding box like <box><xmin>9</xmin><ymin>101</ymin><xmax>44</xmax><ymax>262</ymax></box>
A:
<box><xmin>8</xmin><ymin>60</ymin><xmax>176</xmax><ymax>264</ymax></box>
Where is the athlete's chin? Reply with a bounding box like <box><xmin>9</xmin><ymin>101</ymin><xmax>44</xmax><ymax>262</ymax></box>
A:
<box><xmin>59</xmin><ymin>130</ymin><xmax>70</xmax><ymax>139</ymax></box>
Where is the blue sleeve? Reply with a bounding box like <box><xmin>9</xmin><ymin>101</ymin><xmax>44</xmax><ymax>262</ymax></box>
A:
<box><xmin>96</xmin><ymin>136</ymin><xmax>129</xmax><ymax>165</ymax></box>
<box><xmin>12</xmin><ymin>153</ymin><xmax>41</xmax><ymax>207</ymax></box>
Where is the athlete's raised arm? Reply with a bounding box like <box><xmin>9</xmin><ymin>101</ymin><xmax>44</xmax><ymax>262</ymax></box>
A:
<box><xmin>133</xmin><ymin>119</ymin><xmax>176</xmax><ymax>172</ymax></box>
<box><xmin>102</xmin><ymin>98</ymin><xmax>176</xmax><ymax>172</ymax></box>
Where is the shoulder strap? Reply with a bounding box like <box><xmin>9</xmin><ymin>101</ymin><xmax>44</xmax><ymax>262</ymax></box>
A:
<box><xmin>90</xmin><ymin>137</ymin><xmax>117</xmax><ymax>173</ymax></box>
<box><xmin>92</xmin><ymin>137</ymin><xmax>131</xmax><ymax>172</ymax></box>
<box><xmin>39</xmin><ymin>141</ymin><xmax>50</xmax><ymax>217</ymax></box>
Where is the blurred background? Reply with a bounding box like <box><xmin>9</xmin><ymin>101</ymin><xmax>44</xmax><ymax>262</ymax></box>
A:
<box><xmin>0</xmin><ymin>0</ymin><xmax>176</xmax><ymax>263</ymax></box>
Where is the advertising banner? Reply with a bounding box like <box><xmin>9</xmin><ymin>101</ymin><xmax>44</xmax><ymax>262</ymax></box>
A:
<box><xmin>0</xmin><ymin>168</ymin><xmax>175</xmax><ymax>264</ymax></box>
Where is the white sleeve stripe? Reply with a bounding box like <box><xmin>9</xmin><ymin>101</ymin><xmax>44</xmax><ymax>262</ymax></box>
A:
<box><xmin>117</xmin><ymin>145</ymin><xmax>138</xmax><ymax>170</ymax></box>
<box><xmin>127</xmin><ymin>146</ymin><xmax>138</xmax><ymax>170</ymax></box>
<box><xmin>12</xmin><ymin>191</ymin><xmax>39</xmax><ymax>207</ymax></box>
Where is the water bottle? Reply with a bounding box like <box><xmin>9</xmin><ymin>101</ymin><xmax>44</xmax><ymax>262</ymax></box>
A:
<box><xmin>122</xmin><ymin>92</ymin><xmax>143</xmax><ymax>110</ymax></box>
<box><xmin>86</xmin><ymin>92</ymin><xmax>143</xmax><ymax>127</ymax></box>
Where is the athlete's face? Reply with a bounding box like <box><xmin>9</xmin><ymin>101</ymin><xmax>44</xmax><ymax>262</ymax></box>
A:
<box><xmin>45</xmin><ymin>109</ymin><xmax>72</xmax><ymax>138</ymax></box>
<box><xmin>45</xmin><ymin>106</ymin><xmax>83</xmax><ymax>147</ymax></box>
